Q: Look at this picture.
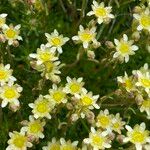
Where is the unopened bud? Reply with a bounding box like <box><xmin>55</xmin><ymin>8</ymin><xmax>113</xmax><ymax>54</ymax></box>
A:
<box><xmin>87</xmin><ymin>50</ymin><xmax>95</xmax><ymax>59</ymax></box>
<box><xmin>133</xmin><ymin>6</ymin><xmax>142</xmax><ymax>13</ymax></box>
<box><xmin>132</xmin><ymin>31</ymin><xmax>140</xmax><ymax>41</ymax></box>
<box><xmin>9</xmin><ymin>103</ymin><xmax>20</xmax><ymax>112</ymax></box>
<box><xmin>86</xmin><ymin>111</ymin><xmax>95</xmax><ymax>124</ymax></box>
<box><xmin>135</xmin><ymin>94</ymin><xmax>143</xmax><ymax>105</ymax></box>
<box><xmin>116</xmin><ymin>134</ymin><xmax>125</xmax><ymax>144</ymax></box>
<box><xmin>66</xmin><ymin>103</ymin><xmax>74</xmax><ymax>110</ymax></box>
<box><xmin>0</xmin><ymin>34</ymin><xmax>6</xmax><ymax>43</ymax></box>
<box><xmin>13</xmin><ymin>40</ymin><xmax>19</xmax><ymax>47</ymax></box>
<box><xmin>71</xmin><ymin>113</ymin><xmax>79</xmax><ymax>122</ymax></box>
<box><xmin>105</xmin><ymin>41</ymin><xmax>114</xmax><ymax>49</ymax></box>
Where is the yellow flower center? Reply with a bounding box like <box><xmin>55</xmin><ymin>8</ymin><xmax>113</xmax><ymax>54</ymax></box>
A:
<box><xmin>5</xmin><ymin>29</ymin><xmax>16</xmax><ymax>39</ymax></box>
<box><xmin>13</xmin><ymin>135</ymin><xmax>26</xmax><ymax>148</ymax></box>
<box><xmin>131</xmin><ymin>131</ymin><xmax>145</xmax><ymax>143</ymax></box>
<box><xmin>53</xmin><ymin>91</ymin><xmax>65</xmax><ymax>103</ymax></box>
<box><xmin>29</xmin><ymin>122</ymin><xmax>42</xmax><ymax>133</ymax></box>
<box><xmin>70</xmin><ymin>83</ymin><xmax>81</xmax><ymax>93</ymax></box>
<box><xmin>50</xmin><ymin>143</ymin><xmax>61</xmax><ymax>150</ymax></box>
<box><xmin>4</xmin><ymin>88</ymin><xmax>17</xmax><ymax>99</ymax></box>
<box><xmin>125</xmin><ymin>79</ymin><xmax>133</xmax><ymax>90</ymax></box>
<box><xmin>79</xmin><ymin>31</ymin><xmax>93</xmax><ymax>42</ymax></box>
<box><xmin>61</xmin><ymin>145</ymin><xmax>75</xmax><ymax>150</ymax></box>
<box><xmin>0</xmin><ymin>70</ymin><xmax>7</xmax><ymax>80</ymax></box>
<box><xmin>44</xmin><ymin>62</ymin><xmax>54</xmax><ymax>72</ymax></box>
<box><xmin>140</xmin><ymin>78</ymin><xmax>150</xmax><ymax>87</ymax></box>
<box><xmin>92</xmin><ymin>134</ymin><xmax>104</xmax><ymax>147</ymax></box>
<box><xmin>81</xmin><ymin>96</ymin><xmax>93</xmax><ymax>106</ymax></box>
<box><xmin>39</xmin><ymin>52</ymin><xmax>54</xmax><ymax>62</ymax></box>
<box><xmin>0</xmin><ymin>18</ymin><xmax>5</xmax><ymax>27</ymax></box>
<box><xmin>142</xmin><ymin>100</ymin><xmax>150</xmax><ymax>108</ymax></box>
<box><xmin>36</xmin><ymin>101</ymin><xmax>49</xmax><ymax>113</ymax></box>
<box><xmin>119</xmin><ymin>43</ymin><xmax>130</xmax><ymax>54</ymax></box>
<box><xmin>51</xmin><ymin>37</ymin><xmax>61</xmax><ymax>46</ymax></box>
<box><xmin>95</xmin><ymin>7</ymin><xmax>107</xmax><ymax>17</ymax></box>
<box><xmin>113</xmin><ymin>122</ymin><xmax>120</xmax><ymax>129</ymax></box>
<box><xmin>140</xmin><ymin>15</ymin><xmax>150</xmax><ymax>28</ymax></box>
<box><xmin>98</xmin><ymin>115</ymin><xmax>110</xmax><ymax>128</ymax></box>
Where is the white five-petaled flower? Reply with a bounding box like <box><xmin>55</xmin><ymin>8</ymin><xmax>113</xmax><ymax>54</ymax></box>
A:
<box><xmin>117</xmin><ymin>72</ymin><xmax>134</xmax><ymax>92</ymax></box>
<box><xmin>29</xmin><ymin>44</ymin><xmax>58</xmax><ymax>65</ymax></box>
<box><xmin>112</xmin><ymin>113</ymin><xmax>125</xmax><ymax>134</ymax></box>
<box><xmin>45</xmin><ymin>29</ymin><xmax>69</xmax><ymax>53</ymax></box>
<box><xmin>87</xmin><ymin>1</ymin><xmax>114</xmax><ymax>24</ymax></box>
<box><xmin>113</xmin><ymin>34</ymin><xmax>139</xmax><ymax>63</ymax></box>
<box><xmin>96</xmin><ymin>109</ymin><xmax>112</xmax><ymax>131</ymax></box>
<box><xmin>75</xmin><ymin>88</ymin><xmax>100</xmax><ymax>110</ymax></box>
<box><xmin>42</xmin><ymin>137</ymin><xmax>61</xmax><ymax>150</ymax></box>
<box><xmin>136</xmin><ymin>71</ymin><xmax>150</xmax><ymax>97</ymax></box>
<box><xmin>29</xmin><ymin>95</ymin><xmax>55</xmax><ymax>119</ymax></box>
<box><xmin>0</xmin><ymin>82</ymin><xmax>22</xmax><ymax>108</ymax></box>
<box><xmin>2</xmin><ymin>24</ymin><xmax>22</xmax><ymax>45</ymax></box>
<box><xmin>49</xmin><ymin>84</ymin><xmax>67</xmax><ymax>104</ymax></box>
<box><xmin>65</xmin><ymin>76</ymin><xmax>85</xmax><ymax>96</ymax></box>
<box><xmin>72</xmin><ymin>25</ymin><xmax>99</xmax><ymax>49</ymax></box>
<box><xmin>0</xmin><ymin>13</ymin><xmax>7</xmax><ymax>28</ymax></box>
<box><xmin>0</xmin><ymin>64</ymin><xmax>16</xmax><ymax>85</ymax></box>
<box><xmin>84</xmin><ymin>127</ymin><xmax>111</xmax><ymax>150</ymax></box>
<box><xmin>21</xmin><ymin>115</ymin><xmax>45</xmax><ymax>140</ymax></box>
<box><xmin>6</xmin><ymin>131</ymin><xmax>32</xmax><ymax>150</ymax></box>
<box><xmin>60</xmin><ymin>138</ymin><xmax>78</xmax><ymax>150</ymax></box>
<box><xmin>124</xmin><ymin>122</ymin><xmax>150</xmax><ymax>150</ymax></box>
<box><xmin>140</xmin><ymin>99</ymin><xmax>150</xmax><ymax>119</ymax></box>
<box><xmin>133</xmin><ymin>8</ymin><xmax>150</xmax><ymax>32</ymax></box>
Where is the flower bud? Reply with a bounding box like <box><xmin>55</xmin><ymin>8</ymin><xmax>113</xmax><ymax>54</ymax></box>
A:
<box><xmin>132</xmin><ymin>31</ymin><xmax>140</xmax><ymax>41</ymax></box>
<box><xmin>105</xmin><ymin>41</ymin><xmax>114</xmax><ymax>49</ymax></box>
<box><xmin>87</xmin><ymin>50</ymin><xmax>95</xmax><ymax>59</ymax></box>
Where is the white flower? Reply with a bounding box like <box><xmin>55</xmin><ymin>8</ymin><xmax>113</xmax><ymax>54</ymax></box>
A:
<box><xmin>60</xmin><ymin>138</ymin><xmax>78</xmax><ymax>150</ymax></box>
<box><xmin>113</xmin><ymin>34</ymin><xmax>139</xmax><ymax>63</ymax></box>
<box><xmin>42</xmin><ymin>137</ymin><xmax>60</xmax><ymax>150</ymax></box>
<box><xmin>41</xmin><ymin>61</ymin><xmax>61</xmax><ymax>82</ymax></box>
<box><xmin>64</xmin><ymin>76</ymin><xmax>85</xmax><ymax>96</ymax></box>
<box><xmin>21</xmin><ymin>115</ymin><xmax>45</xmax><ymax>140</ymax></box>
<box><xmin>31</xmin><ymin>60</ymin><xmax>61</xmax><ymax>83</ymax></box>
<box><xmin>84</xmin><ymin>127</ymin><xmax>111</xmax><ymax>150</ymax></box>
<box><xmin>0</xmin><ymin>64</ymin><xmax>16</xmax><ymax>85</ymax></box>
<box><xmin>49</xmin><ymin>84</ymin><xmax>67</xmax><ymax>104</ymax></box>
<box><xmin>6</xmin><ymin>131</ymin><xmax>32</xmax><ymax>150</ymax></box>
<box><xmin>72</xmin><ymin>25</ymin><xmax>99</xmax><ymax>49</ymax></box>
<box><xmin>117</xmin><ymin>72</ymin><xmax>135</xmax><ymax>92</ymax></box>
<box><xmin>112</xmin><ymin>113</ymin><xmax>125</xmax><ymax>134</ymax></box>
<box><xmin>29</xmin><ymin>44</ymin><xmax>58</xmax><ymax>65</ymax></box>
<box><xmin>0</xmin><ymin>13</ymin><xmax>7</xmax><ymax>28</ymax></box>
<box><xmin>140</xmin><ymin>99</ymin><xmax>150</xmax><ymax>118</ymax></box>
<box><xmin>29</xmin><ymin>95</ymin><xmax>55</xmax><ymax>119</ymax></box>
<box><xmin>2</xmin><ymin>24</ymin><xmax>22</xmax><ymax>45</ymax></box>
<box><xmin>87</xmin><ymin>1</ymin><xmax>114</xmax><ymax>24</ymax></box>
<box><xmin>45</xmin><ymin>29</ymin><xmax>69</xmax><ymax>53</ymax></box>
<box><xmin>136</xmin><ymin>71</ymin><xmax>150</xmax><ymax>97</ymax></box>
<box><xmin>96</xmin><ymin>109</ymin><xmax>112</xmax><ymax>131</ymax></box>
<box><xmin>133</xmin><ymin>8</ymin><xmax>150</xmax><ymax>32</ymax></box>
<box><xmin>0</xmin><ymin>82</ymin><xmax>22</xmax><ymax>108</ymax></box>
<box><xmin>75</xmin><ymin>88</ymin><xmax>100</xmax><ymax>110</ymax></box>
<box><xmin>124</xmin><ymin>122</ymin><xmax>150</xmax><ymax>150</ymax></box>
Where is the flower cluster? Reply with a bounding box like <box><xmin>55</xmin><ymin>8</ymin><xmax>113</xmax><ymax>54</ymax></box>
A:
<box><xmin>0</xmin><ymin>13</ymin><xmax>22</xmax><ymax>46</ymax></box>
<box><xmin>3</xmin><ymin>0</ymin><xmax>150</xmax><ymax>150</ymax></box>
<box><xmin>0</xmin><ymin>64</ymin><xmax>22</xmax><ymax>111</ymax></box>
<box><xmin>117</xmin><ymin>63</ymin><xmax>150</xmax><ymax>119</ymax></box>
<box><xmin>30</xmin><ymin>30</ymin><xmax>69</xmax><ymax>83</ymax></box>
